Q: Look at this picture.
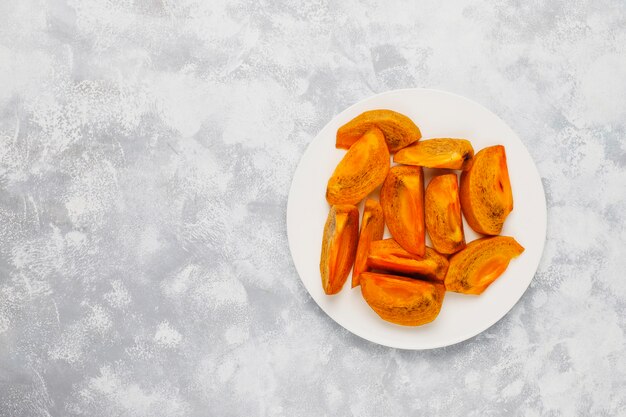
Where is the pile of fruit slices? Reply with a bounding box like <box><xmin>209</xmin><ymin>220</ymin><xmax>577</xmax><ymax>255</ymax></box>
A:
<box><xmin>320</xmin><ymin>110</ymin><xmax>525</xmax><ymax>327</ymax></box>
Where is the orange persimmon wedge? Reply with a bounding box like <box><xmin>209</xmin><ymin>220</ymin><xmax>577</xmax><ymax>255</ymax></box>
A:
<box><xmin>380</xmin><ymin>165</ymin><xmax>425</xmax><ymax>256</ymax></box>
<box><xmin>460</xmin><ymin>145</ymin><xmax>513</xmax><ymax>235</ymax></box>
<box><xmin>352</xmin><ymin>199</ymin><xmax>385</xmax><ymax>288</ymax></box>
<box><xmin>367</xmin><ymin>239</ymin><xmax>448</xmax><ymax>282</ymax></box>
<box><xmin>320</xmin><ymin>205</ymin><xmax>359</xmax><ymax>295</ymax></box>
<box><xmin>326</xmin><ymin>127</ymin><xmax>390</xmax><ymax>205</ymax></box>
<box><xmin>445</xmin><ymin>236</ymin><xmax>524</xmax><ymax>295</ymax></box>
<box><xmin>336</xmin><ymin>109</ymin><xmax>421</xmax><ymax>153</ymax></box>
<box><xmin>425</xmin><ymin>173</ymin><xmax>465</xmax><ymax>254</ymax></box>
<box><xmin>394</xmin><ymin>138</ymin><xmax>474</xmax><ymax>170</ymax></box>
<box><xmin>360</xmin><ymin>272</ymin><xmax>445</xmax><ymax>326</ymax></box>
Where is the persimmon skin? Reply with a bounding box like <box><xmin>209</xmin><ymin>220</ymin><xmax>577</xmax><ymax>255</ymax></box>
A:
<box><xmin>367</xmin><ymin>239</ymin><xmax>449</xmax><ymax>282</ymax></box>
<box><xmin>444</xmin><ymin>236</ymin><xmax>524</xmax><ymax>295</ymax></box>
<box><xmin>320</xmin><ymin>205</ymin><xmax>359</xmax><ymax>295</ymax></box>
<box><xmin>352</xmin><ymin>199</ymin><xmax>385</xmax><ymax>288</ymax></box>
<box><xmin>336</xmin><ymin>109</ymin><xmax>421</xmax><ymax>153</ymax></box>
<box><xmin>394</xmin><ymin>138</ymin><xmax>474</xmax><ymax>170</ymax></box>
<box><xmin>326</xmin><ymin>127</ymin><xmax>390</xmax><ymax>206</ymax></box>
<box><xmin>460</xmin><ymin>145</ymin><xmax>513</xmax><ymax>235</ymax></box>
<box><xmin>360</xmin><ymin>272</ymin><xmax>445</xmax><ymax>326</ymax></box>
<box><xmin>380</xmin><ymin>165</ymin><xmax>425</xmax><ymax>256</ymax></box>
<box><xmin>425</xmin><ymin>174</ymin><xmax>465</xmax><ymax>255</ymax></box>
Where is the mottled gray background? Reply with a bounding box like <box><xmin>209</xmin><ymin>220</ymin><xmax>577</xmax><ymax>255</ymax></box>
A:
<box><xmin>0</xmin><ymin>0</ymin><xmax>625</xmax><ymax>416</ymax></box>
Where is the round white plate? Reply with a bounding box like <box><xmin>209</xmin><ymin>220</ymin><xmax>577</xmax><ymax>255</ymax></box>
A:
<box><xmin>287</xmin><ymin>88</ymin><xmax>546</xmax><ymax>350</ymax></box>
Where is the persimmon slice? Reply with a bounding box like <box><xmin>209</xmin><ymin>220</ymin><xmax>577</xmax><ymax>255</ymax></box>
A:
<box><xmin>460</xmin><ymin>145</ymin><xmax>513</xmax><ymax>235</ymax></box>
<box><xmin>367</xmin><ymin>239</ymin><xmax>448</xmax><ymax>282</ymax></box>
<box><xmin>444</xmin><ymin>236</ymin><xmax>524</xmax><ymax>295</ymax></box>
<box><xmin>320</xmin><ymin>205</ymin><xmax>359</xmax><ymax>295</ymax></box>
<box><xmin>425</xmin><ymin>174</ymin><xmax>465</xmax><ymax>254</ymax></box>
<box><xmin>336</xmin><ymin>109</ymin><xmax>421</xmax><ymax>153</ymax></box>
<box><xmin>394</xmin><ymin>138</ymin><xmax>474</xmax><ymax>170</ymax></box>
<box><xmin>360</xmin><ymin>272</ymin><xmax>445</xmax><ymax>326</ymax></box>
<box><xmin>352</xmin><ymin>199</ymin><xmax>385</xmax><ymax>288</ymax></box>
<box><xmin>380</xmin><ymin>165</ymin><xmax>425</xmax><ymax>256</ymax></box>
<box><xmin>326</xmin><ymin>127</ymin><xmax>390</xmax><ymax>205</ymax></box>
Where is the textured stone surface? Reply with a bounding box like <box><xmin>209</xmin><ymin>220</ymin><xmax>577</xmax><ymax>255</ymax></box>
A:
<box><xmin>1</xmin><ymin>1</ymin><xmax>625</xmax><ymax>416</ymax></box>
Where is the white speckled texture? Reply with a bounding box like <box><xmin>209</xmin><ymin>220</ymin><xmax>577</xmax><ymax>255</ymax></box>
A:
<box><xmin>0</xmin><ymin>1</ymin><xmax>624</xmax><ymax>416</ymax></box>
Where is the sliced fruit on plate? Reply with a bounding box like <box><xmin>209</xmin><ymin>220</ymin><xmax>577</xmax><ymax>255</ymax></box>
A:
<box><xmin>394</xmin><ymin>138</ymin><xmax>474</xmax><ymax>170</ymax></box>
<box><xmin>326</xmin><ymin>127</ymin><xmax>390</xmax><ymax>205</ymax></box>
<box><xmin>320</xmin><ymin>205</ymin><xmax>359</xmax><ymax>295</ymax></box>
<box><xmin>360</xmin><ymin>272</ymin><xmax>445</xmax><ymax>326</ymax></box>
<box><xmin>336</xmin><ymin>109</ymin><xmax>421</xmax><ymax>153</ymax></box>
<box><xmin>352</xmin><ymin>199</ymin><xmax>385</xmax><ymax>288</ymax></box>
<box><xmin>380</xmin><ymin>165</ymin><xmax>425</xmax><ymax>256</ymax></box>
<box><xmin>460</xmin><ymin>145</ymin><xmax>513</xmax><ymax>235</ymax></box>
<box><xmin>367</xmin><ymin>239</ymin><xmax>448</xmax><ymax>282</ymax></box>
<box><xmin>444</xmin><ymin>236</ymin><xmax>524</xmax><ymax>295</ymax></box>
<box><xmin>425</xmin><ymin>173</ymin><xmax>465</xmax><ymax>255</ymax></box>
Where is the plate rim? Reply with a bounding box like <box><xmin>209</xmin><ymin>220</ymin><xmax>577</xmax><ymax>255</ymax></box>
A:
<box><xmin>286</xmin><ymin>87</ymin><xmax>547</xmax><ymax>350</ymax></box>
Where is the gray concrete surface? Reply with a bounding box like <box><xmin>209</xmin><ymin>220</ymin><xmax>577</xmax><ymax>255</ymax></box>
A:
<box><xmin>0</xmin><ymin>0</ymin><xmax>625</xmax><ymax>416</ymax></box>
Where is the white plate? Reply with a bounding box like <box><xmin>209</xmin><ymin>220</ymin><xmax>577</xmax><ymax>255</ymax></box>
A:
<box><xmin>287</xmin><ymin>88</ymin><xmax>546</xmax><ymax>350</ymax></box>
